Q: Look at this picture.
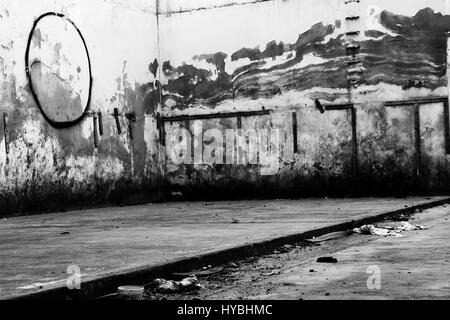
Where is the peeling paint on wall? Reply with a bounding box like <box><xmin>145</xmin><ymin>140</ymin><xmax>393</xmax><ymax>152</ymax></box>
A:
<box><xmin>158</xmin><ymin>0</ymin><xmax>450</xmax><ymax>199</ymax></box>
<box><xmin>2</xmin><ymin>0</ymin><xmax>450</xmax><ymax>215</ymax></box>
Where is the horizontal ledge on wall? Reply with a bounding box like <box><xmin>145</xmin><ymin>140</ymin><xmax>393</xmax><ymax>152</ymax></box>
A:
<box><xmin>385</xmin><ymin>96</ymin><xmax>448</xmax><ymax>107</ymax></box>
<box><xmin>324</xmin><ymin>103</ymin><xmax>354</xmax><ymax>111</ymax></box>
<box><xmin>159</xmin><ymin>109</ymin><xmax>272</xmax><ymax>123</ymax></box>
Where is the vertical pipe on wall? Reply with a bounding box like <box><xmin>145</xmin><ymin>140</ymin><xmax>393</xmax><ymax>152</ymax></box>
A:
<box><xmin>157</xmin><ymin>113</ymin><xmax>166</xmax><ymax>146</ymax></box>
<box><xmin>351</xmin><ymin>106</ymin><xmax>358</xmax><ymax>177</ymax></box>
<box><xmin>128</xmin><ymin>118</ymin><xmax>133</xmax><ymax>141</ymax></box>
<box><xmin>292</xmin><ymin>111</ymin><xmax>298</xmax><ymax>154</ymax></box>
<box><xmin>184</xmin><ymin>119</ymin><xmax>191</xmax><ymax>160</ymax></box>
<box><xmin>113</xmin><ymin>108</ymin><xmax>121</xmax><ymax>135</ymax></box>
<box><xmin>98</xmin><ymin>112</ymin><xmax>104</xmax><ymax>136</ymax></box>
<box><xmin>414</xmin><ymin>104</ymin><xmax>422</xmax><ymax>178</ymax></box>
<box><xmin>93</xmin><ymin>114</ymin><xmax>98</xmax><ymax>148</ymax></box>
<box><xmin>3</xmin><ymin>112</ymin><xmax>9</xmax><ymax>155</ymax></box>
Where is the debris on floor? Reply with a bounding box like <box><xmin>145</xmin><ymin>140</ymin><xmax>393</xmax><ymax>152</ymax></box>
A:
<box><xmin>395</xmin><ymin>221</ymin><xmax>427</xmax><ymax>232</ymax></box>
<box><xmin>353</xmin><ymin>224</ymin><xmax>402</xmax><ymax>237</ymax></box>
<box><xmin>232</xmin><ymin>217</ymin><xmax>240</xmax><ymax>224</ymax></box>
<box><xmin>316</xmin><ymin>257</ymin><xmax>338</xmax><ymax>263</ymax></box>
<box><xmin>149</xmin><ymin>276</ymin><xmax>202</xmax><ymax>293</ymax></box>
<box><xmin>353</xmin><ymin>222</ymin><xmax>427</xmax><ymax>238</ymax></box>
<box><xmin>261</xmin><ymin>270</ymin><xmax>281</xmax><ymax>276</ymax></box>
<box><xmin>172</xmin><ymin>267</ymin><xmax>224</xmax><ymax>278</ymax></box>
<box><xmin>306</xmin><ymin>231</ymin><xmax>351</xmax><ymax>243</ymax></box>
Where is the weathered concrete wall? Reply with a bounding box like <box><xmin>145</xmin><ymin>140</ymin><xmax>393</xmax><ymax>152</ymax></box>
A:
<box><xmin>158</xmin><ymin>0</ymin><xmax>450</xmax><ymax>198</ymax></box>
<box><xmin>350</xmin><ymin>0</ymin><xmax>450</xmax><ymax>194</ymax></box>
<box><xmin>2</xmin><ymin>0</ymin><xmax>450</xmax><ymax>215</ymax></box>
<box><xmin>0</xmin><ymin>0</ymin><xmax>161</xmax><ymax>215</ymax></box>
<box><xmin>158</xmin><ymin>0</ymin><xmax>351</xmax><ymax>198</ymax></box>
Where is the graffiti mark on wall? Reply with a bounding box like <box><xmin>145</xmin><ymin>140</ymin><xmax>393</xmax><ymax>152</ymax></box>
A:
<box><xmin>25</xmin><ymin>12</ymin><xmax>92</xmax><ymax>128</ymax></box>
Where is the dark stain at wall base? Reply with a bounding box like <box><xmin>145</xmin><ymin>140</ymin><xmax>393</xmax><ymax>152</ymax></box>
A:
<box><xmin>0</xmin><ymin>177</ymin><xmax>165</xmax><ymax>218</ymax></box>
<box><xmin>163</xmin><ymin>172</ymin><xmax>446</xmax><ymax>203</ymax></box>
<box><xmin>1</xmin><ymin>170</ymin><xmax>445</xmax><ymax>218</ymax></box>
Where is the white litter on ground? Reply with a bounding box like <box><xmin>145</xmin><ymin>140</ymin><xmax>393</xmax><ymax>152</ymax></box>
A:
<box><xmin>353</xmin><ymin>222</ymin><xmax>427</xmax><ymax>238</ymax></box>
<box><xmin>395</xmin><ymin>221</ymin><xmax>428</xmax><ymax>232</ymax></box>
<box><xmin>150</xmin><ymin>276</ymin><xmax>202</xmax><ymax>293</ymax></box>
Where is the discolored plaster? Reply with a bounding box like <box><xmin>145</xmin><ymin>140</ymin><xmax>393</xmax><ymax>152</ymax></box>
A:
<box><xmin>2</xmin><ymin>0</ymin><xmax>450</xmax><ymax>215</ymax></box>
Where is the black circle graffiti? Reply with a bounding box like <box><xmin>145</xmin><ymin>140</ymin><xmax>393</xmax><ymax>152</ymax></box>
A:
<box><xmin>25</xmin><ymin>12</ymin><xmax>93</xmax><ymax>128</ymax></box>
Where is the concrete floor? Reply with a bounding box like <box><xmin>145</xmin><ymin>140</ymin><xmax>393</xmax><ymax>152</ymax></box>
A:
<box><xmin>0</xmin><ymin>197</ymin><xmax>445</xmax><ymax>299</ymax></box>
<box><xmin>172</xmin><ymin>203</ymin><xmax>450</xmax><ymax>300</ymax></box>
